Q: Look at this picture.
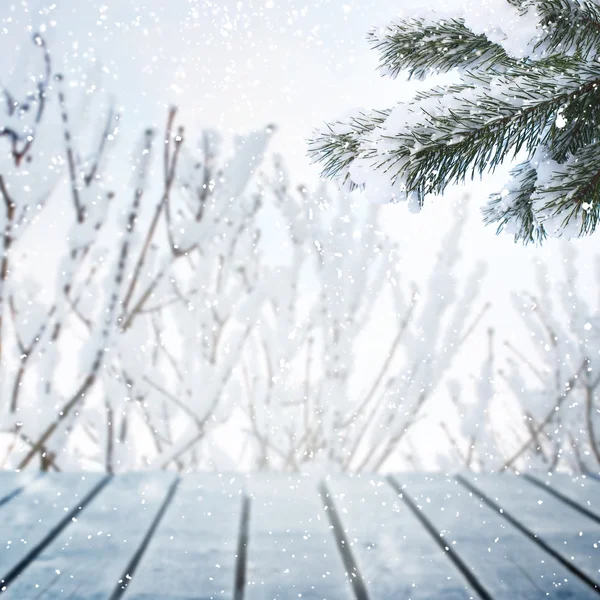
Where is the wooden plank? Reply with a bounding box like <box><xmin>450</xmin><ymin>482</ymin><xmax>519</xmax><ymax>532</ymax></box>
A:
<box><xmin>461</xmin><ymin>473</ymin><xmax>600</xmax><ymax>592</ymax></box>
<box><xmin>327</xmin><ymin>475</ymin><xmax>474</xmax><ymax>599</ymax></box>
<box><xmin>1</xmin><ymin>472</ymin><xmax>176</xmax><ymax>599</ymax></box>
<box><xmin>526</xmin><ymin>473</ymin><xmax>600</xmax><ymax>522</ymax></box>
<box><xmin>393</xmin><ymin>474</ymin><xmax>598</xmax><ymax>599</ymax></box>
<box><xmin>245</xmin><ymin>474</ymin><xmax>353</xmax><ymax>600</ymax></box>
<box><xmin>0</xmin><ymin>472</ymin><xmax>106</xmax><ymax>589</ymax></box>
<box><xmin>123</xmin><ymin>473</ymin><xmax>243</xmax><ymax>600</ymax></box>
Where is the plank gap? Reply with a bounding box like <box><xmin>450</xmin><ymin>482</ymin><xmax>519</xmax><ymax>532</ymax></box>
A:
<box><xmin>318</xmin><ymin>480</ymin><xmax>371</xmax><ymax>600</ymax></box>
<box><xmin>0</xmin><ymin>474</ymin><xmax>111</xmax><ymax>592</ymax></box>
<box><xmin>0</xmin><ymin>475</ymin><xmax>40</xmax><ymax>509</ymax></box>
<box><xmin>108</xmin><ymin>475</ymin><xmax>181</xmax><ymax>600</ymax></box>
<box><xmin>233</xmin><ymin>493</ymin><xmax>250</xmax><ymax>600</ymax></box>
<box><xmin>387</xmin><ymin>476</ymin><xmax>494</xmax><ymax>600</ymax></box>
<box><xmin>456</xmin><ymin>475</ymin><xmax>600</xmax><ymax>596</ymax></box>
<box><xmin>524</xmin><ymin>474</ymin><xmax>600</xmax><ymax>527</ymax></box>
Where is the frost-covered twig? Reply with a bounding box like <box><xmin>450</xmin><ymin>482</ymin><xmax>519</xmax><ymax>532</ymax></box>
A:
<box><xmin>17</xmin><ymin>130</ymin><xmax>154</xmax><ymax>469</ymax></box>
<box><xmin>499</xmin><ymin>361</ymin><xmax>584</xmax><ymax>472</ymax></box>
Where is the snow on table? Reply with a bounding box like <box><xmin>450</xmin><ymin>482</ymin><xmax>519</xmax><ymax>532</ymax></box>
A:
<box><xmin>0</xmin><ymin>471</ymin><xmax>598</xmax><ymax>599</ymax></box>
<box><xmin>0</xmin><ymin>472</ymin><xmax>107</xmax><ymax>590</ymax></box>
<box><xmin>245</xmin><ymin>474</ymin><xmax>353</xmax><ymax>600</ymax></box>
<box><xmin>461</xmin><ymin>473</ymin><xmax>600</xmax><ymax>592</ymax></box>
<box><xmin>526</xmin><ymin>473</ymin><xmax>600</xmax><ymax>523</ymax></box>
<box><xmin>394</xmin><ymin>474</ymin><xmax>597</xmax><ymax>599</ymax></box>
<box><xmin>1</xmin><ymin>472</ymin><xmax>174</xmax><ymax>599</ymax></box>
<box><xmin>326</xmin><ymin>474</ymin><xmax>474</xmax><ymax>599</ymax></box>
<box><xmin>122</xmin><ymin>473</ymin><xmax>243</xmax><ymax>600</ymax></box>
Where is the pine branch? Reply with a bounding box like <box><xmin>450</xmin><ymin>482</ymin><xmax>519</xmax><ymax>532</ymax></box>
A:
<box><xmin>483</xmin><ymin>161</ymin><xmax>544</xmax><ymax>243</ymax></box>
<box><xmin>533</xmin><ymin>138</ymin><xmax>600</xmax><ymax>236</ymax></box>
<box><xmin>309</xmin><ymin>1</ymin><xmax>600</xmax><ymax>242</ymax></box>
<box><xmin>369</xmin><ymin>17</ymin><xmax>515</xmax><ymax>80</ymax></box>
<box><xmin>307</xmin><ymin>108</ymin><xmax>390</xmax><ymax>184</ymax></box>
<box><xmin>536</xmin><ymin>0</ymin><xmax>600</xmax><ymax>57</ymax></box>
<box><xmin>397</xmin><ymin>67</ymin><xmax>600</xmax><ymax>198</ymax></box>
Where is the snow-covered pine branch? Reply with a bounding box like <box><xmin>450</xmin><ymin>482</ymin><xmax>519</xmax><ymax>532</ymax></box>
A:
<box><xmin>308</xmin><ymin>0</ymin><xmax>600</xmax><ymax>243</ymax></box>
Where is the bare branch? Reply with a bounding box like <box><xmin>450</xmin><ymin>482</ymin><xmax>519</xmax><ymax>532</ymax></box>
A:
<box><xmin>499</xmin><ymin>362</ymin><xmax>585</xmax><ymax>472</ymax></box>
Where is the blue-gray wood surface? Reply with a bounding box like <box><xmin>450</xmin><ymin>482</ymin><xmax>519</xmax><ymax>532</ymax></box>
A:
<box><xmin>0</xmin><ymin>472</ymin><xmax>598</xmax><ymax>599</ymax></box>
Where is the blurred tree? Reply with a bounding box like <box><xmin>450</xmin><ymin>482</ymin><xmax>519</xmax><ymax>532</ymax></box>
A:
<box><xmin>0</xmin><ymin>35</ymin><xmax>272</xmax><ymax>471</ymax></box>
<box><xmin>497</xmin><ymin>244</ymin><xmax>600</xmax><ymax>473</ymax></box>
<box><xmin>240</xmin><ymin>182</ymin><xmax>487</xmax><ymax>473</ymax></box>
<box><xmin>0</xmin><ymin>35</ymin><xmax>487</xmax><ymax>474</ymax></box>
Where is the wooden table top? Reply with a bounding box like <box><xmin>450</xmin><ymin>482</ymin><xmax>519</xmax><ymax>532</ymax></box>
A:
<box><xmin>0</xmin><ymin>471</ymin><xmax>598</xmax><ymax>599</ymax></box>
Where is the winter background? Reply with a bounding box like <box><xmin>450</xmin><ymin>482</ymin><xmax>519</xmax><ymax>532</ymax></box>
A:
<box><xmin>0</xmin><ymin>0</ymin><xmax>598</xmax><ymax>474</ymax></box>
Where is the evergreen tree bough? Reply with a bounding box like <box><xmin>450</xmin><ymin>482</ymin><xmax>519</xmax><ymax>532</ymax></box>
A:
<box><xmin>308</xmin><ymin>0</ymin><xmax>600</xmax><ymax>243</ymax></box>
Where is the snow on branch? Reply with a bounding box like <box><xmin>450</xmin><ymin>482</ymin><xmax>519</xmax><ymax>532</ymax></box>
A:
<box><xmin>496</xmin><ymin>243</ymin><xmax>600</xmax><ymax>473</ymax></box>
<box><xmin>309</xmin><ymin>0</ymin><xmax>600</xmax><ymax>242</ymax></box>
